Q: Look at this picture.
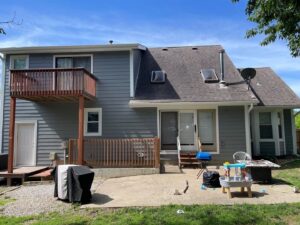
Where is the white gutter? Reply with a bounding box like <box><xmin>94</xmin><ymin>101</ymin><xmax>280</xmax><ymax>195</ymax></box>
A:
<box><xmin>129</xmin><ymin>100</ymin><xmax>258</xmax><ymax>108</ymax></box>
<box><xmin>245</xmin><ymin>103</ymin><xmax>254</xmax><ymax>156</ymax></box>
<box><xmin>0</xmin><ymin>53</ymin><xmax>6</xmax><ymax>153</ymax></box>
<box><xmin>0</xmin><ymin>43</ymin><xmax>147</xmax><ymax>54</ymax></box>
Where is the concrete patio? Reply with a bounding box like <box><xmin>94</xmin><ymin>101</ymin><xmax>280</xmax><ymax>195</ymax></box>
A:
<box><xmin>83</xmin><ymin>168</ymin><xmax>300</xmax><ymax>208</ymax></box>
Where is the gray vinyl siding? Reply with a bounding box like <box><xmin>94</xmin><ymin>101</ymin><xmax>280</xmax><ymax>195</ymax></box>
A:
<box><xmin>284</xmin><ymin>109</ymin><xmax>294</xmax><ymax>155</ymax></box>
<box><xmin>214</xmin><ymin>106</ymin><xmax>246</xmax><ymax>162</ymax></box>
<box><xmin>132</xmin><ymin>49</ymin><xmax>142</xmax><ymax>94</ymax></box>
<box><xmin>260</xmin><ymin>142</ymin><xmax>276</xmax><ymax>156</ymax></box>
<box><xmin>2</xmin><ymin>52</ymin><xmax>157</xmax><ymax>165</ymax></box>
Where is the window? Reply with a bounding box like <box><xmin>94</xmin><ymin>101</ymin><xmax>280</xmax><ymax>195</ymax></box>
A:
<box><xmin>201</xmin><ymin>69</ymin><xmax>219</xmax><ymax>83</ymax></box>
<box><xmin>259</xmin><ymin>112</ymin><xmax>273</xmax><ymax>139</ymax></box>
<box><xmin>10</xmin><ymin>55</ymin><xmax>28</xmax><ymax>69</ymax></box>
<box><xmin>84</xmin><ymin>108</ymin><xmax>102</xmax><ymax>136</ymax></box>
<box><xmin>151</xmin><ymin>71</ymin><xmax>166</xmax><ymax>83</ymax></box>
<box><xmin>198</xmin><ymin>110</ymin><xmax>216</xmax><ymax>145</ymax></box>
<box><xmin>55</xmin><ymin>55</ymin><xmax>92</xmax><ymax>72</ymax></box>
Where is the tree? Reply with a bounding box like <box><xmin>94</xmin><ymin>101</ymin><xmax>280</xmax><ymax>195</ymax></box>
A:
<box><xmin>0</xmin><ymin>13</ymin><xmax>22</xmax><ymax>35</ymax></box>
<box><xmin>296</xmin><ymin>113</ymin><xmax>300</xmax><ymax>129</ymax></box>
<box><xmin>233</xmin><ymin>0</ymin><xmax>300</xmax><ymax>57</ymax></box>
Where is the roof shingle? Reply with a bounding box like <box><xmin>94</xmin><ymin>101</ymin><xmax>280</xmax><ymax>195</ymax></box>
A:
<box><xmin>135</xmin><ymin>45</ymin><xmax>258</xmax><ymax>103</ymax></box>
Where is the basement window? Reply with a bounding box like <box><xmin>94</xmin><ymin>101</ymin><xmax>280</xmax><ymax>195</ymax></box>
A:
<box><xmin>151</xmin><ymin>71</ymin><xmax>166</xmax><ymax>83</ymax></box>
<box><xmin>201</xmin><ymin>69</ymin><xmax>219</xmax><ymax>83</ymax></box>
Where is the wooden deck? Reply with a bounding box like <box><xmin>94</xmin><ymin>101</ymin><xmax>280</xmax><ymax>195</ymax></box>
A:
<box><xmin>0</xmin><ymin>166</ymin><xmax>49</xmax><ymax>185</ymax></box>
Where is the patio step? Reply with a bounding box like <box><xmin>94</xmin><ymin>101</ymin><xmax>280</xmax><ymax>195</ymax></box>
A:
<box><xmin>160</xmin><ymin>165</ymin><xmax>182</xmax><ymax>174</ymax></box>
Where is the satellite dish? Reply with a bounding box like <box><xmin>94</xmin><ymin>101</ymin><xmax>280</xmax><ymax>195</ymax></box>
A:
<box><xmin>241</xmin><ymin>68</ymin><xmax>256</xmax><ymax>80</ymax></box>
<box><xmin>241</xmin><ymin>68</ymin><xmax>256</xmax><ymax>90</ymax></box>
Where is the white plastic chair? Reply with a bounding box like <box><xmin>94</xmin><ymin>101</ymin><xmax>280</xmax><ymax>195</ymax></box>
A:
<box><xmin>233</xmin><ymin>151</ymin><xmax>252</xmax><ymax>163</ymax></box>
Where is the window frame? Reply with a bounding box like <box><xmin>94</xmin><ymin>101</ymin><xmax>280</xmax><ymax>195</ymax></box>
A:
<box><xmin>84</xmin><ymin>108</ymin><xmax>102</xmax><ymax>136</ymax></box>
<box><xmin>253</xmin><ymin>109</ymin><xmax>286</xmax><ymax>156</ymax></box>
<box><xmin>10</xmin><ymin>55</ymin><xmax>29</xmax><ymax>69</ymax></box>
<box><xmin>197</xmin><ymin>109</ymin><xmax>216</xmax><ymax>146</ymax></box>
<box><xmin>53</xmin><ymin>54</ymin><xmax>93</xmax><ymax>73</ymax></box>
<box><xmin>259</xmin><ymin>112</ymin><xmax>273</xmax><ymax>140</ymax></box>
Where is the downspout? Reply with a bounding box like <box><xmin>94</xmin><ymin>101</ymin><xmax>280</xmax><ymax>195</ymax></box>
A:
<box><xmin>245</xmin><ymin>103</ymin><xmax>254</xmax><ymax>156</ymax></box>
<box><xmin>0</xmin><ymin>54</ymin><xmax>6</xmax><ymax>154</ymax></box>
<box><xmin>248</xmin><ymin>103</ymin><xmax>254</xmax><ymax>114</ymax></box>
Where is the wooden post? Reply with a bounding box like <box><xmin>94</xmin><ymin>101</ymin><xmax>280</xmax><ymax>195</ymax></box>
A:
<box><xmin>154</xmin><ymin>137</ymin><xmax>160</xmax><ymax>168</ymax></box>
<box><xmin>7</xmin><ymin>97</ymin><xmax>16</xmax><ymax>174</ymax></box>
<box><xmin>77</xmin><ymin>96</ymin><xmax>84</xmax><ymax>165</ymax></box>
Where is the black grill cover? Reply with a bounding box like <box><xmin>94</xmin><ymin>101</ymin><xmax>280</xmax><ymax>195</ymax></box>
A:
<box><xmin>202</xmin><ymin>171</ymin><xmax>221</xmax><ymax>188</ymax></box>
<box><xmin>52</xmin><ymin>166</ymin><xmax>94</xmax><ymax>204</ymax></box>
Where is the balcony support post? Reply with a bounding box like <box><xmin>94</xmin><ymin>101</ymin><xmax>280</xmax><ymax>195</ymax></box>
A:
<box><xmin>78</xmin><ymin>95</ymin><xmax>84</xmax><ymax>165</ymax></box>
<box><xmin>8</xmin><ymin>97</ymin><xmax>16</xmax><ymax>175</ymax></box>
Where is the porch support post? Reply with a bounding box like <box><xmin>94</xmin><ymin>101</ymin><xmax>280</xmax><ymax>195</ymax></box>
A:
<box><xmin>8</xmin><ymin>97</ymin><xmax>16</xmax><ymax>173</ymax></box>
<box><xmin>78</xmin><ymin>95</ymin><xmax>84</xmax><ymax>165</ymax></box>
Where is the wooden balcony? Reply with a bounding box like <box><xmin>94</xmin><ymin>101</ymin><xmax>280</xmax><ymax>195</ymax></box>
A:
<box><xmin>10</xmin><ymin>68</ymin><xmax>97</xmax><ymax>101</ymax></box>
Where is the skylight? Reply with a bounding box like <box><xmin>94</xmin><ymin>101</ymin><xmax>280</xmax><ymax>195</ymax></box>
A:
<box><xmin>151</xmin><ymin>71</ymin><xmax>166</xmax><ymax>83</ymax></box>
<box><xmin>201</xmin><ymin>69</ymin><xmax>219</xmax><ymax>83</ymax></box>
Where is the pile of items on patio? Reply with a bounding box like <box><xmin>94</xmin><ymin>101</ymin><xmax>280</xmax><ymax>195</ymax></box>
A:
<box><xmin>193</xmin><ymin>151</ymin><xmax>280</xmax><ymax>198</ymax></box>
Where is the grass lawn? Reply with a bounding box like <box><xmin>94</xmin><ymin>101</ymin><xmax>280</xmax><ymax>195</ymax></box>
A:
<box><xmin>273</xmin><ymin>160</ymin><xmax>300</xmax><ymax>189</ymax></box>
<box><xmin>0</xmin><ymin>197</ymin><xmax>15</xmax><ymax>206</ymax></box>
<box><xmin>1</xmin><ymin>203</ymin><xmax>300</xmax><ymax>225</ymax></box>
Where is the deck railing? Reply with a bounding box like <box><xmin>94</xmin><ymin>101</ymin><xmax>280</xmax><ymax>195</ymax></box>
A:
<box><xmin>10</xmin><ymin>68</ymin><xmax>97</xmax><ymax>98</ymax></box>
<box><xmin>68</xmin><ymin>137</ymin><xmax>160</xmax><ymax>168</ymax></box>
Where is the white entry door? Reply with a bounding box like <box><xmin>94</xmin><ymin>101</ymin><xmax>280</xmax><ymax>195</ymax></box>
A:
<box><xmin>179</xmin><ymin>111</ymin><xmax>196</xmax><ymax>150</ymax></box>
<box><xmin>15</xmin><ymin>122</ymin><xmax>36</xmax><ymax>166</ymax></box>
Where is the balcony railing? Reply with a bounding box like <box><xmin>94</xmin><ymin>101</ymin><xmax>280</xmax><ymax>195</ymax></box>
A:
<box><xmin>10</xmin><ymin>68</ymin><xmax>97</xmax><ymax>101</ymax></box>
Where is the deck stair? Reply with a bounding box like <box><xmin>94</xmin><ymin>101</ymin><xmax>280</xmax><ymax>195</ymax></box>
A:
<box><xmin>179</xmin><ymin>151</ymin><xmax>201</xmax><ymax>168</ymax></box>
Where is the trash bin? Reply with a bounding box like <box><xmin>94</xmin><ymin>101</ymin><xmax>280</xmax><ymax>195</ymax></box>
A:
<box><xmin>52</xmin><ymin>165</ymin><xmax>94</xmax><ymax>204</ymax></box>
<box><xmin>202</xmin><ymin>171</ymin><xmax>221</xmax><ymax>188</ymax></box>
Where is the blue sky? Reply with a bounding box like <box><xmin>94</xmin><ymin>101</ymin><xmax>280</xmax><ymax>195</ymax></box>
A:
<box><xmin>1</xmin><ymin>0</ymin><xmax>299</xmax><ymax>96</ymax></box>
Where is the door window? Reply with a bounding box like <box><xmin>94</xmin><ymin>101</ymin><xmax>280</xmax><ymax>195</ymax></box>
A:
<box><xmin>161</xmin><ymin>112</ymin><xmax>178</xmax><ymax>150</ymax></box>
<box><xmin>179</xmin><ymin>112</ymin><xmax>195</xmax><ymax>146</ymax></box>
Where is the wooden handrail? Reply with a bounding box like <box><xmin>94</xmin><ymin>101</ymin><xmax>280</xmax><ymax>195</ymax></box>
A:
<box><xmin>10</xmin><ymin>68</ymin><xmax>97</xmax><ymax>99</ymax></box>
<box><xmin>10</xmin><ymin>68</ymin><xmax>98</xmax><ymax>80</ymax></box>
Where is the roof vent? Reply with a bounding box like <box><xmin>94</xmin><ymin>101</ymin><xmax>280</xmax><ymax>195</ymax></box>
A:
<box><xmin>192</xmin><ymin>47</ymin><xmax>198</xmax><ymax>50</ymax></box>
<box><xmin>162</xmin><ymin>48</ymin><xmax>168</xmax><ymax>51</ymax></box>
<box><xmin>201</xmin><ymin>69</ymin><xmax>219</xmax><ymax>83</ymax></box>
<box><xmin>151</xmin><ymin>71</ymin><xmax>166</xmax><ymax>83</ymax></box>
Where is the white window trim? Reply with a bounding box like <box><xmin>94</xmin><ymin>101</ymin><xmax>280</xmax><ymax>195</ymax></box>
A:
<box><xmin>53</xmin><ymin>54</ymin><xmax>93</xmax><ymax>73</ymax></box>
<box><xmin>129</xmin><ymin>50</ymin><xmax>134</xmax><ymax>97</ymax></box>
<box><xmin>10</xmin><ymin>55</ymin><xmax>29</xmax><ymax>69</ymax></box>
<box><xmin>254</xmin><ymin>108</ymin><xmax>285</xmax><ymax>156</ymax></box>
<box><xmin>84</xmin><ymin>108</ymin><xmax>102</xmax><ymax>136</ymax></box>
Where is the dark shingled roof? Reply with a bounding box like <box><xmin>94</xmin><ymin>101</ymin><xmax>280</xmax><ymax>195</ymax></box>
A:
<box><xmin>135</xmin><ymin>46</ymin><xmax>258</xmax><ymax>103</ymax></box>
<box><xmin>135</xmin><ymin>46</ymin><xmax>300</xmax><ymax>107</ymax></box>
<box><xmin>249</xmin><ymin>67</ymin><xmax>300</xmax><ymax>107</ymax></box>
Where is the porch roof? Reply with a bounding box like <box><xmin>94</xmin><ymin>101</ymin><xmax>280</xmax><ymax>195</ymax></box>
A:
<box><xmin>248</xmin><ymin>67</ymin><xmax>300</xmax><ymax>108</ymax></box>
